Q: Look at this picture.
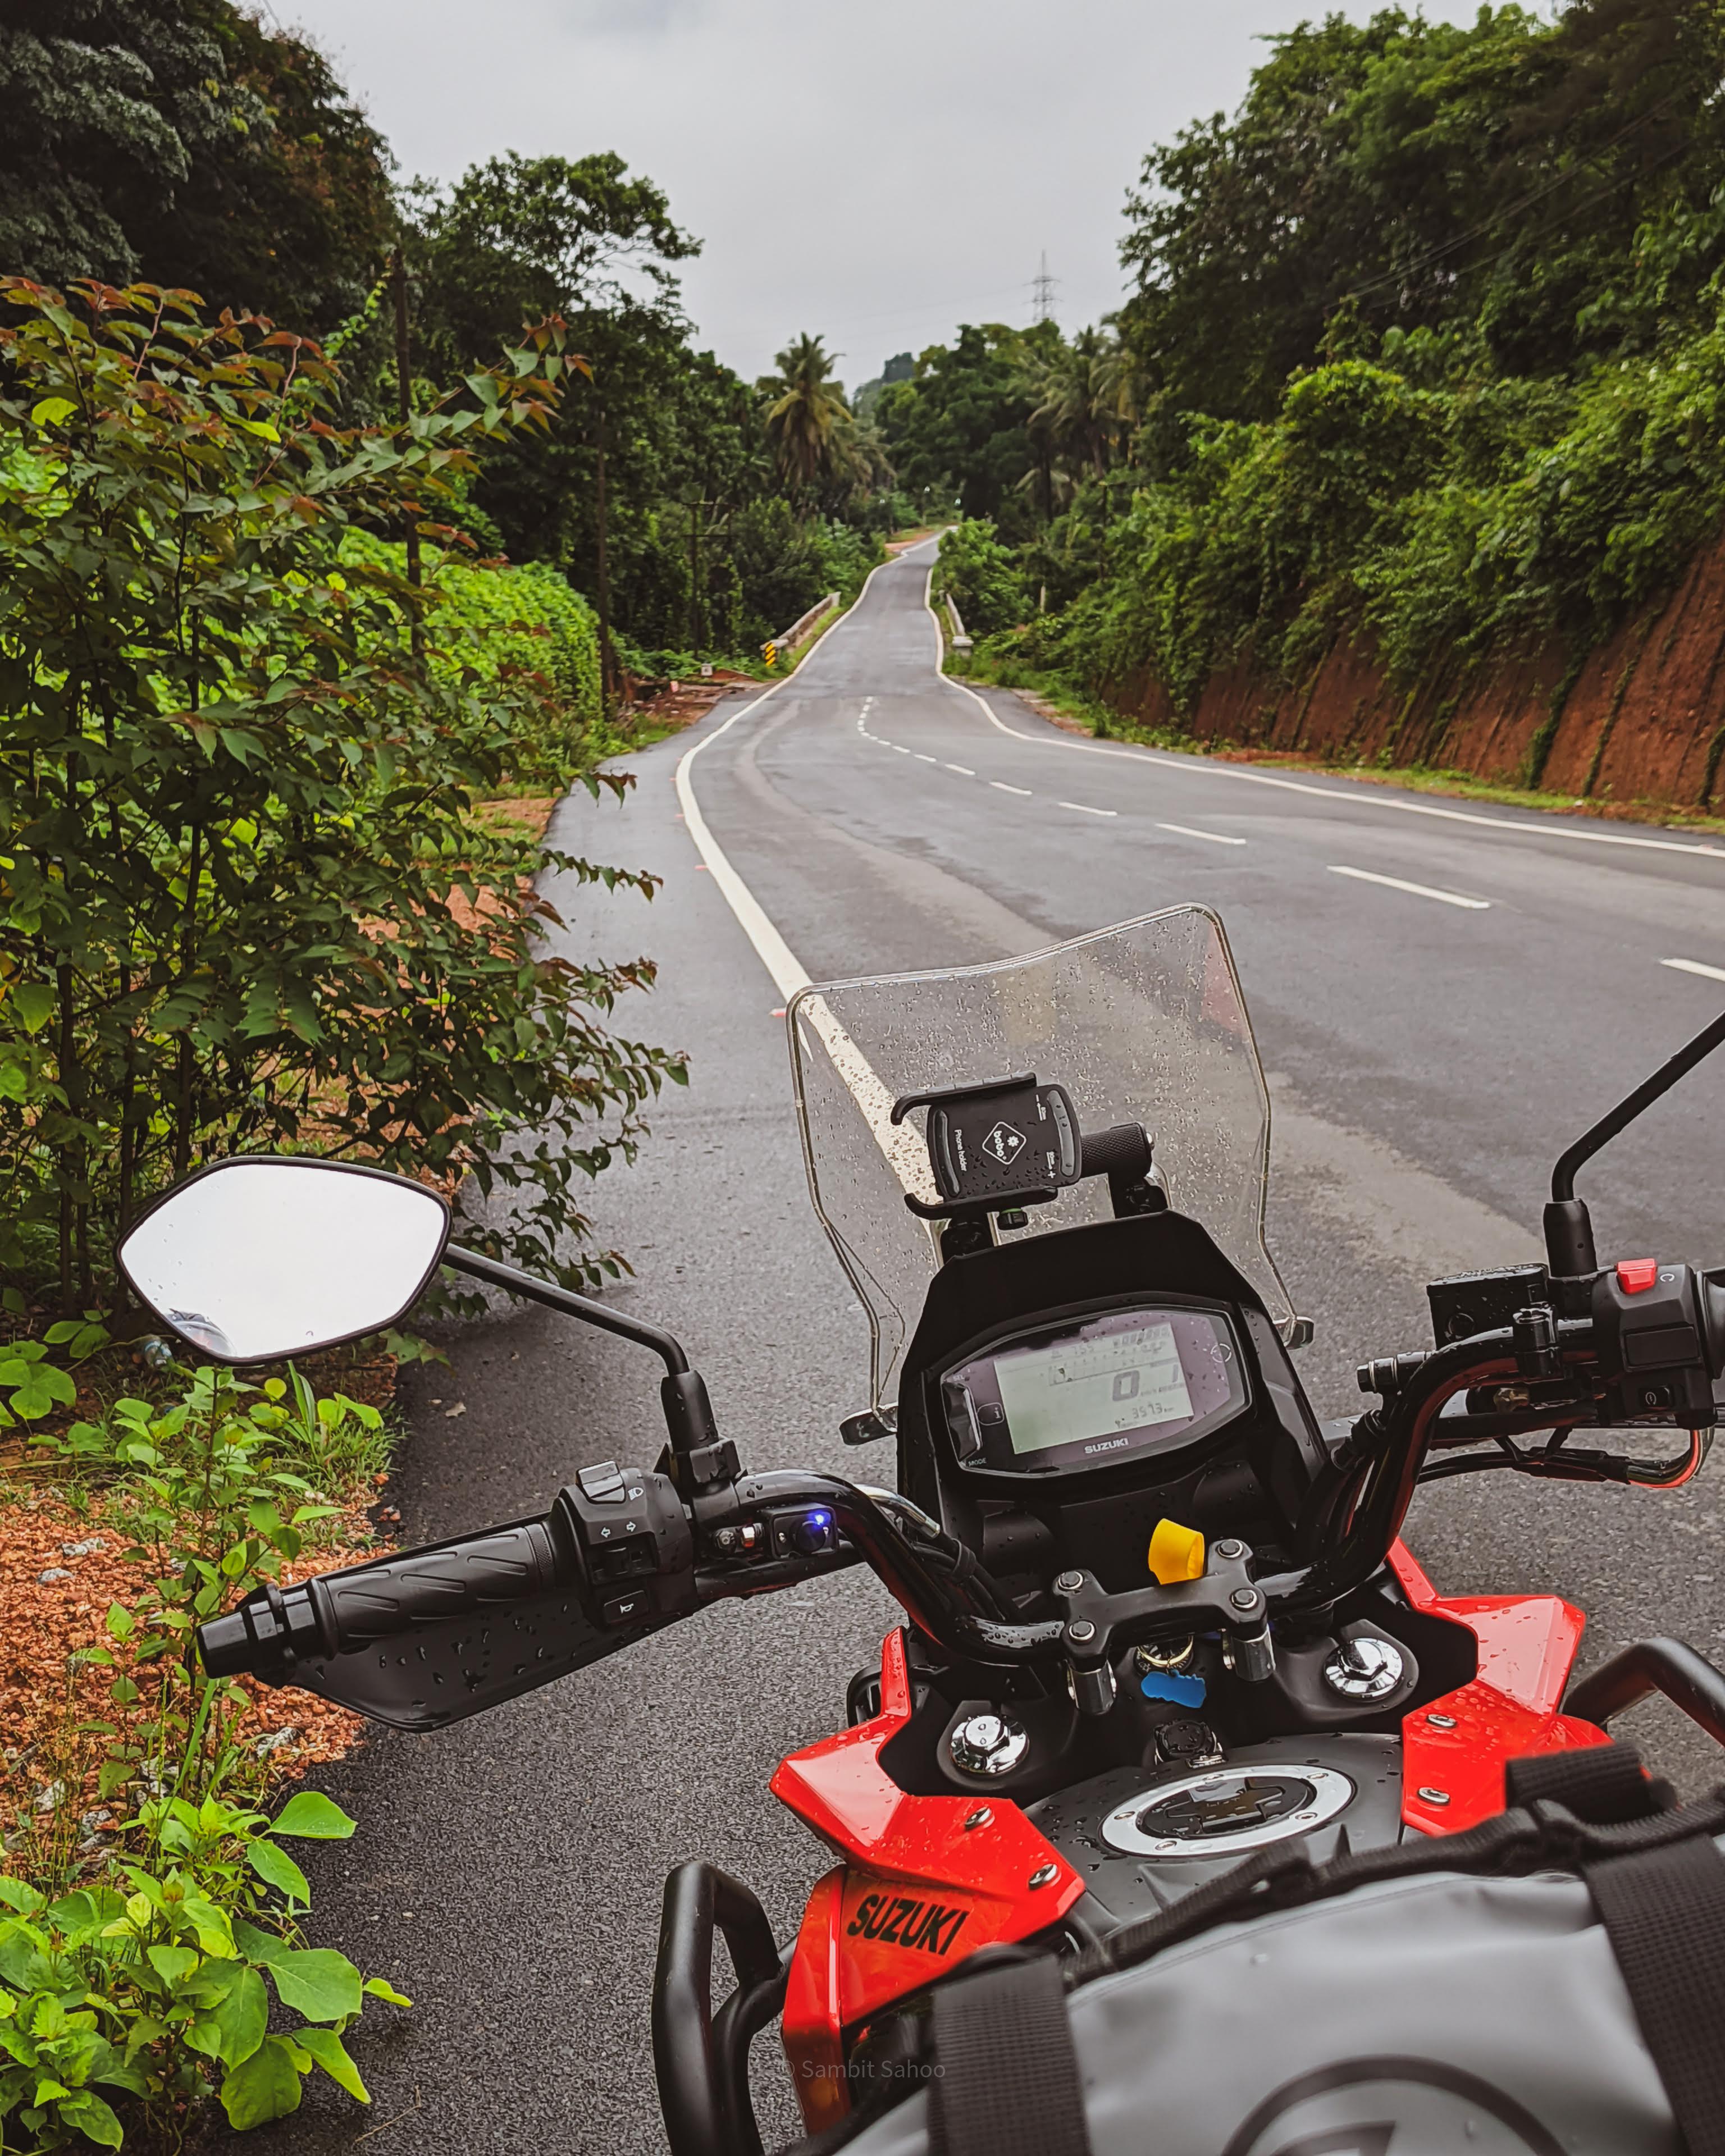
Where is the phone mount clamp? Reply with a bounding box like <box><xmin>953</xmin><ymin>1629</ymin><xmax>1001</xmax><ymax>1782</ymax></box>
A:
<box><xmin>891</xmin><ymin>1072</ymin><xmax>1084</xmax><ymax>1225</ymax></box>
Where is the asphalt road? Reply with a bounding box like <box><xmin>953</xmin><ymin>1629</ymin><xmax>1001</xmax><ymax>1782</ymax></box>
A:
<box><xmin>242</xmin><ymin>542</ymin><xmax>1725</xmax><ymax>2155</ymax></box>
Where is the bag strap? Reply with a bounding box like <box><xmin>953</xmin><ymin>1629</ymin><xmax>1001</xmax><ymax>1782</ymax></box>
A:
<box><xmin>1587</xmin><ymin>1836</ymin><xmax>1725</xmax><ymax>2156</ymax></box>
<box><xmin>1506</xmin><ymin>1739</ymin><xmax>1672</xmax><ymax>1821</ymax></box>
<box><xmin>1509</xmin><ymin>1733</ymin><xmax>1673</xmax><ymax>1819</ymax></box>
<box><xmin>928</xmin><ymin>1954</ymin><xmax>1092</xmax><ymax>2156</ymax></box>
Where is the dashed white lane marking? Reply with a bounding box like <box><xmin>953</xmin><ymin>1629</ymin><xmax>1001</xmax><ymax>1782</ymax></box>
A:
<box><xmin>992</xmin><ymin>781</ymin><xmax>1033</xmax><ymax>796</ymax></box>
<box><xmin>1157</xmin><ymin>821</ymin><xmax>1246</xmax><ymax>847</ymax></box>
<box><xmin>923</xmin><ymin>575</ymin><xmax>1725</xmax><ymax>868</ymax></box>
<box><xmin>1662</xmin><ymin>957</ymin><xmax>1725</xmax><ymax>984</ymax></box>
<box><xmin>1329</xmin><ymin>865</ymin><xmax>1490</xmax><ymax>911</ymax></box>
<box><xmin>892</xmin><ymin>744</ymin><xmax>911</xmax><ymax>754</ymax></box>
<box><xmin>1061</xmin><ymin>800</ymin><xmax>1117</xmax><ymax>817</ymax></box>
<box><xmin>915</xmin><ymin>753</ymin><xmax>937</xmax><ymax>762</ymax></box>
<box><xmin>945</xmin><ymin>763</ymin><xmax>975</xmax><ymax>775</ymax></box>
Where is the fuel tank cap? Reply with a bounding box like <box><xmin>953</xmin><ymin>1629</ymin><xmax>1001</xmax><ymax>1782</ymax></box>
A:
<box><xmin>1102</xmin><ymin>1763</ymin><xmax>1354</xmax><ymax>1858</ymax></box>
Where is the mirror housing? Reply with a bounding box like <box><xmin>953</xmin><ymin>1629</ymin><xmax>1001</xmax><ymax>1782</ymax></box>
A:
<box><xmin>118</xmin><ymin>1157</ymin><xmax>450</xmax><ymax>1363</ymax></box>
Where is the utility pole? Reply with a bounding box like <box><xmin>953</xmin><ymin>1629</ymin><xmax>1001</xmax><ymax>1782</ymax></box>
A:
<box><xmin>594</xmin><ymin>408</ymin><xmax>616</xmax><ymax>715</ymax></box>
<box><xmin>1032</xmin><ymin>252</ymin><xmax>1057</xmax><ymax>327</ymax></box>
<box><xmin>390</xmin><ymin>245</ymin><xmax>423</xmax><ymax>660</ymax></box>
<box><xmin>687</xmin><ymin>495</ymin><xmax>704</xmax><ymax>657</ymax></box>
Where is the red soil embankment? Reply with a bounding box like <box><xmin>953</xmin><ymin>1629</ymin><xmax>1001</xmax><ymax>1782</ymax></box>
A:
<box><xmin>1111</xmin><ymin>531</ymin><xmax>1725</xmax><ymax>812</ymax></box>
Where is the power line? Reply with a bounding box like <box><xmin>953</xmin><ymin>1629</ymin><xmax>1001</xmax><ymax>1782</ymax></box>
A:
<box><xmin>1032</xmin><ymin>252</ymin><xmax>1058</xmax><ymax>325</ymax></box>
<box><xmin>1343</xmin><ymin>83</ymin><xmax>1687</xmax><ymax>306</ymax></box>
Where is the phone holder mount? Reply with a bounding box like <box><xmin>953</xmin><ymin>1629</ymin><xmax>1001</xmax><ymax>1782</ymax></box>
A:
<box><xmin>891</xmin><ymin>1072</ymin><xmax>1083</xmax><ymax>1224</ymax></box>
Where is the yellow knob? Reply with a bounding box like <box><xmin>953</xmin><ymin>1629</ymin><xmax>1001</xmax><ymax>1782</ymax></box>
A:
<box><xmin>1148</xmin><ymin>1518</ymin><xmax>1206</xmax><ymax>1586</ymax></box>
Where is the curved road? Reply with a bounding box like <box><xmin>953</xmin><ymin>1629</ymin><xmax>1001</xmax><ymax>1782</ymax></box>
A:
<box><xmin>247</xmin><ymin>542</ymin><xmax>1725</xmax><ymax>2155</ymax></box>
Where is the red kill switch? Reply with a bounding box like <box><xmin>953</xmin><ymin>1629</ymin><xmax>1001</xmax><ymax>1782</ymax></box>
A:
<box><xmin>1617</xmin><ymin>1259</ymin><xmax>1660</xmax><ymax>1295</ymax></box>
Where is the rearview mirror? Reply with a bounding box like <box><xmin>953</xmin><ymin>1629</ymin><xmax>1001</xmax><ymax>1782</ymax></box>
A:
<box><xmin>118</xmin><ymin>1158</ymin><xmax>450</xmax><ymax>1363</ymax></box>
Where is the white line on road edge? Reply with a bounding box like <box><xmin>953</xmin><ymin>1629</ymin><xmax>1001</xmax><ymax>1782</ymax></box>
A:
<box><xmin>675</xmin><ymin>546</ymin><xmax>935</xmax><ymax>1203</ymax></box>
<box><xmin>1158</xmin><ymin>822</ymin><xmax>1247</xmax><ymax>847</ymax></box>
<box><xmin>1662</xmin><ymin>957</ymin><xmax>1725</xmax><ymax>984</ymax></box>
<box><xmin>992</xmin><ymin>781</ymin><xmax>1033</xmax><ymax>796</ymax></box>
<box><xmin>920</xmin><ymin>573</ymin><xmax>1725</xmax><ymax>866</ymax></box>
<box><xmin>1061</xmin><ymin>801</ymin><xmax>1117</xmax><ymax>817</ymax></box>
<box><xmin>1329</xmin><ymin>865</ymin><xmax>1490</xmax><ymax>910</ymax></box>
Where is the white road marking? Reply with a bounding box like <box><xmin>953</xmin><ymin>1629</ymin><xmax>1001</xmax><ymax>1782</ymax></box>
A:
<box><xmin>1157</xmin><ymin>821</ymin><xmax>1246</xmax><ymax>847</ymax></box>
<box><xmin>1662</xmin><ymin>957</ymin><xmax>1725</xmax><ymax>984</ymax></box>
<box><xmin>945</xmin><ymin>763</ymin><xmax>975</xmax><ymax>775</ymax></box>
<box><xmin>1329</xmin><ymin>865</ymin><xmax>1490</xmax><ymax>911</ymax></box>
<box><xmin>892</xmin><ymin>744</ymin><xmax>911</xmax><ymax>753</ymax></box>
<box><xmin>915</xmin><ymin>753</ymin><xmax>937</xmax><ymax>763</ymax></box>
<box><xmin>920</xmin><ymin>576</ymin><xmax>1725</xmax><ymax>867</ymax></box>
<box><xmin>991</xmin><ymin>781</ymin><xmax>1032</xmax><ymax>796</ymax></box>
<box><xmin>674</xmin><ymin>572</ymin><xmax>934</xmax><ymax>1207</ymax></box>
<box><xmin>1060</xmin><ymin>800</ymin><xmax>1117</xmax><ymax>817</ymax></box>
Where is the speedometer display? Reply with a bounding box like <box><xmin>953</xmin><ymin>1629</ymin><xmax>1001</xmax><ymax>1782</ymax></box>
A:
<box><xmin>997</xmin><ymin>1321</ymin><xmax>1194</xmax><ymax>1454</ymax></box>
<box><xmin>941</xmin><ymin>1302</ymin><xmax>1248</xmax><ymax>1474</ymax></box>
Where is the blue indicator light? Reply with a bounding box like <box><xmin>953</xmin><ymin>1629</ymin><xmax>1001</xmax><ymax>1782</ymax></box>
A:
<box><xmin>809</xmin><ymin>1511</ymin><xmax>830</xmax><ymax>1528</ymax></box>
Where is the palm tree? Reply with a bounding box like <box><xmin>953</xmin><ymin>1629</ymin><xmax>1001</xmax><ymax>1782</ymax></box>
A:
<box><xmin>764</xmin><ymin>334</ymin><xmax>852</xmax><ymax>499</ymax></box>
<box><xmin>1025</xmin><ymin>328</ymin><xmax>1121</xmax><ymax>482</ymax></box>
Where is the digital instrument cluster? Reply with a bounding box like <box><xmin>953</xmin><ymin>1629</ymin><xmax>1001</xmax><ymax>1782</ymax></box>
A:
<box><xmin>939</xmin><ymin>1301</ymin><xmax>1248</xmax><ymax>1476</ymax></box>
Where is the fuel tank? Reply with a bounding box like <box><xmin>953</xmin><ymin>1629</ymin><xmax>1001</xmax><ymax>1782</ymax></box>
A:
<box><xmin>1023</xmin><ymin>1733</ymin><xmax>1407</xmax><ymax>1938</ymax></box>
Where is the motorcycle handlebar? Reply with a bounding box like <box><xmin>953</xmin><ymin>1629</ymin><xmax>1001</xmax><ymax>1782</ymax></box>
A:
<box><xmin>199</xmin><ymin>1291</ymin><xmax>1709</xmax><ymax>1687</ymax></box>
<box><xmin>198</xmin><ymin>1513</ymin><xmax>572</xmax><ymax>1678</ymax></box>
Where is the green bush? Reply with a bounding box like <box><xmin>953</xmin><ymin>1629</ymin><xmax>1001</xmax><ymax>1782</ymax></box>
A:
<box><xmin>0</xmin><ymin>1789</ymin><xmax>408</xmax><ymax>2145</ymax></box>
<box><xmin>0</xmin><ymin>282</ymin><xmax>683</xmax><ymax>1314</ymax></box>
<box><xmin>337</xmin><ymin>533</ymin><xmax>602</xmax><ymax>786</ymax></box>
<box><xmin>0</xmin><ymin>1361</ymin><xmax>411</xmax><ymax>2145</ymax></box>
<box><xmin>935</xmin><ymin>519</ymin><xmax>1030</xmax><ymax>638</ymax></box>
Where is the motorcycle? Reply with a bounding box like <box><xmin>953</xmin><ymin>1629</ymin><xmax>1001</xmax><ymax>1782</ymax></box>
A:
<box><xmin>114</xmin><ymin>906</ymin><xmax>1725</xmax><ymax>2153</ymax></box>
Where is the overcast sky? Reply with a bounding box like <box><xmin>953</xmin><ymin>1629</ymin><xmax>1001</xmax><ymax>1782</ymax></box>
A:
<box><xmin>270</xmin><ymin>0</ymin><xmax>1488</xmax><ymax>390</ymax></box>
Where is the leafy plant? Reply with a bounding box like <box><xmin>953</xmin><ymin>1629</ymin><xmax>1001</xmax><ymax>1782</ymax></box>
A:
<box><xmin>0</xmin><ymin>279</ymin><xmax>684</xmax><ymax>1315</ymax></box>
<box><xmin>0</xmin><ymin>1787</ymin><xmax>408</xmax><ymax>2146</ymax></box>
<box><xmin>336</xmin><ymin>532</ymin><xmax>603</xmax><ymax>787</ymax></box>
<box><xmin>936</xmin><ymin>520</ymin><xmax>1031</xmax><ymax>639</ymax></box>
<box><xmin>0</xmin><ymin>1359</ymin><xmax>413</xmax><ymax>2145</ymax></box>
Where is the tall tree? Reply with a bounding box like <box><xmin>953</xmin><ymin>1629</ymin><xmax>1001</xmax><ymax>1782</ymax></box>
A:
<box><xmin>763</xmin><ymin>333</ymin><xmax>853</xmax><ymax>500</ymax></box>
<box><xmin>0</xmin><ymin>0</ymin><xmax>393</xmax><ymax>328</ymax></box>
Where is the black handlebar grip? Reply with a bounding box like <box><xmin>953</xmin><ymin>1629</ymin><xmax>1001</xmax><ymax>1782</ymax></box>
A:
<box><xmin>198</xmin><ymin>1514</ymin><xmax>571</xmax><ymax>1678</ymax></box>
<box><xmin>1080</xmin><ymin>1122</ymin><xmax>1153</xmax><ymax>1181</ymax></box>
<box><xmin>309</xmin><ymin>1519</ymin><xmax>565</xmax><ymax>1648</ymax></box>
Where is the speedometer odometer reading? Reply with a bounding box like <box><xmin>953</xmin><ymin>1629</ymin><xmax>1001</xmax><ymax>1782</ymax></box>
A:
<box><xmin>996</xmin><ymin>1319</ymin><xmax>1194</xmax><ymax>1458</ymax></box>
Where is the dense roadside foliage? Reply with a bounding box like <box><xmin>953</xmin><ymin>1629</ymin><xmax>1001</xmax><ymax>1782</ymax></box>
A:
<box><xmin>0</xmin><ymin>1359</ymin><xmax>414</xmax><ymax>2145</ymax></box>
<box><xmin>900</xmin><ymin>1</ymin><xmax>1725</xmax><ymax>794</ymax></box>
<box><xmin>400</xmin><ymin>156</ymin><xmax>897</xmax><ymax>666</ymax></box>
<box><xmin>0</xmin><ymin>11</ymin><xmax>900</xmax><ymax>687</ymax></box>
<box><xmin>0</xmin><ymin>282</ymin><xmax>680</xmax><ymax>1316</ymax></box>
<box><xmin>0</xmin><ymin>0</ymin><xmax>393</xmax><ymax>330</ymax></box>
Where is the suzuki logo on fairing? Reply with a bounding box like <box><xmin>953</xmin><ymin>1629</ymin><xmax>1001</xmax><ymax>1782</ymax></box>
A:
<box><xmin>846</xmin><ymin>1893</ymin><xmax>970</xmax><ymax>1956</ymax></box>
<box><xmin>982</xmin><ymin>1122</ymin><xmax>1026</xmax><ymax>1167</ymax></box>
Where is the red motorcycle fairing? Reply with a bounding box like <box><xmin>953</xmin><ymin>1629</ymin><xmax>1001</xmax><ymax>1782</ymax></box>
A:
<box><xmin>1388</xmin><ymin>1541</ymin><xmax>1609</xmax><ymax>1830</ymax></box>
<box><xmin>774</xmin><ymin>1545</ymin><xmax>1611</xmax><ymax>2134</ymax></box>
<box><xmin>773</xmin><ymin>1627</ymin><xmax>1084</xmax><ymax>2133</ymax></box>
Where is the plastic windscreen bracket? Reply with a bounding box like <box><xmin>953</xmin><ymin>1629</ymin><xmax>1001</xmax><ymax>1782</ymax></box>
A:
<box><xmin>889</xmin><ymin>1073</ymin><xmax>1082</xmax><ymax>1222</ymax></box>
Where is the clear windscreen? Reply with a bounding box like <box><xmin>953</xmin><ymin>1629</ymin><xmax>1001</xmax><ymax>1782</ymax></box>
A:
<box><xmin>786</xmin><ymin>906</ymin><xmax>1294</xmax><ymax>1410</ymax></box>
